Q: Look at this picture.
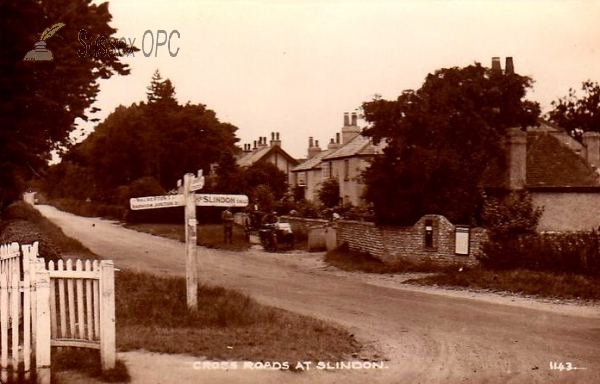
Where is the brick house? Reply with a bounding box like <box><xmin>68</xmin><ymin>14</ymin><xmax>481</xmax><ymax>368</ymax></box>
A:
<box><xmin>237</xmin><ymin>132</ymin><xmax>299</xmax><ymax>186</ymax></box>
<box><xmin>489</xmin><ymin>120</ymin><xmax>600</xmax><ymax>232</ymax></box>
<box><xmin>292</xmin><ymin>112</ymin><xmax>383</xmax><ymax>206</ymax></box>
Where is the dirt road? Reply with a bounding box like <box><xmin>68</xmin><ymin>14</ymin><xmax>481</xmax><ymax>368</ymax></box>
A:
<box><xmin>36</xmin><ymin>205</ymin><xmax>599</xmax><ymax>384</ymax></box>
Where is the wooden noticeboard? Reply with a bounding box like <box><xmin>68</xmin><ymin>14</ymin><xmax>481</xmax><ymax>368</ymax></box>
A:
<box><xmin>455</xmin><ymin>226</ymin><xmax>470</xmax><ymax>255</ymax></box>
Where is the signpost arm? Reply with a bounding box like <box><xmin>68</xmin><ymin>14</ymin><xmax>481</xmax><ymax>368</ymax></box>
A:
<box><xmin>183</xmin><ymin>173</ymin><xmax>198</xmax><ymax>311</ymax></box>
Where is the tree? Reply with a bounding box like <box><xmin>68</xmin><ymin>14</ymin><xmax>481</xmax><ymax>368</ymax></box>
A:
<box><xmin>0</xmin><ymin>0</ymin><xmax>134</xmax><ymax>209</ymax></box>
<box><xmin>241</xmin><ymin>162</ymin><xmax>288</xmax><ymax>202</ymax></box>
<box><xmin>548</xmin><ymin>80</ymin><xmax>600</xmax><ymax>139</ymax></box>
<box><xmin>362</xmin><ymin>63</ymin><xmax>540</xmax><ymax>225</ymax></box>
<box><xmin>318</xmin><ymin>178</ymin><xmax>340</xmax><ymax>208</ymax></box>
<box><xmin>42</xmin><ymin>74</ymin><xmax>240</xmax><ymax>204</ymax></box>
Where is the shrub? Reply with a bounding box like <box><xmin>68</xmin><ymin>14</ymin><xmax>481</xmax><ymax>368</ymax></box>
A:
<box><xmin>480</xmin><ymin>231</ymin><xmax>600</xmax><ymax>276</ymax></box>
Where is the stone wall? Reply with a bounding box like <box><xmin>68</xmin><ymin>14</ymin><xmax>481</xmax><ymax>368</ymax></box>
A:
<box><xmin>282</xmin><ymin>214</ymin><xmax>486</xmax><ymax>266</ymax></box>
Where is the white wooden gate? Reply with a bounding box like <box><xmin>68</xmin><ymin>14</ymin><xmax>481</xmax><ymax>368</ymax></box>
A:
<box><xmin>0</xmin><ymin>242</ymin><xmax>115</xmax><ymax>384</ymax></box>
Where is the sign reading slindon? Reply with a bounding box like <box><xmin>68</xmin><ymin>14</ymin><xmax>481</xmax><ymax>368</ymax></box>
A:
<box><xmin>130</xmin><ymin>194</ymin><xmax>248</xmax><ymax>210</ymax></box>
<box><xmin>194</xmin><ymin>194</ymin><xmax>248</xmax><ymax>207</ymax></box>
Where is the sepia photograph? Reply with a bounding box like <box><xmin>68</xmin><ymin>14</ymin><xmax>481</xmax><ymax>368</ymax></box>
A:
<box><xmin>0</xmin><ymin>0</ymin><xmax>599</xmax><ymax>383</ymax></box>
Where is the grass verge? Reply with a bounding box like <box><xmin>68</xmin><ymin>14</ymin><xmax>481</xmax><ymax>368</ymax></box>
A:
<box><xmin>326</xmin><ymin>243</ymin><xmax>600</xmax><ymax>301</ymax></box>
<box><xmin>123</xmin><ymin>222</ymin><xmax>252</xmax><ymax>251</ymax></box>
<box><xmin>116</xmin><ymin>270</ymin><xmax>359</xmax><ymax>361</ymax></box>
<box><xmin>325</xmin><ymin>243</ymin><xmax>447</xmax><ymax>274</ymax></box>
<box><xmin>1</xmin><ymin>201</ymin><xmax>361</xmax><ymax>379</ymax></box>
<box><xmin>406</xmin><ymin>267</ymin><xmax>600</xmax><ymax>301</ymax></box>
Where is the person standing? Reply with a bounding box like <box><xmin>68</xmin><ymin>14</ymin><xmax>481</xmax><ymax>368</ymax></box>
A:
<box><xmin>221</xmin><ymin>207</ymin><xmax>234</xmax><ymax>243</ymax></box>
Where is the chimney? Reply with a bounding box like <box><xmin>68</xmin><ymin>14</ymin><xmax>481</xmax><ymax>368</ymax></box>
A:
<box><xmin>270</xmin><ymin>131</ymin><xmax>281</xmax><ymax>147</ymax></box>
<box><xmin>259</xmin><ymin>136</ymin><xmax>268</xmax><ymax>148</ymax></box>
<box><xmin>253</xmin><ymin>140</ymin><xmax>257</xmax><ymax>150</ymax></box>
<box><xmin>492</xmin><ymin>57</ymin><xmax>502</xmax><ymax>72</ymax></box>
<box><xmin>341</xmin><ymin>111</ymin><xmax>360</xmax><ymax>144</ymax></box>
<box><xmin>506</xmin><ymin>127</ymin><xmax>527</xmax><ymax>189</ymax></box>
<box><xmin>583</xmin><ymin>131</ymin><xmax>600</xmax><ymax>169</ymax></box>
<box><xmin>336</xmin><ymin>132</ymin><xmax>340</xmax><ymax>144</ymax></box>
<box><xmin>505</xmin><ymin>57</ymin><xmax>514</xmax><ymax>75</ymax></box>
<box><xmin>307</xmin><ymin>136</ymin><xmax>322</xmax><ymax>159</ymax></box>
<box><xmin>328</xmin><ymin>137</ymin><xmax>341</xmax><ymax>150</ymax></box>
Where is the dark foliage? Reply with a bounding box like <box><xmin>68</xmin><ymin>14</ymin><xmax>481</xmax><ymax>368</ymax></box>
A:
<box><xmin>0</xmin><ymin>0</ymin><xmax>134</xmax><ymax>210</ymax></box>
<box><xmin>361</xmin><ymin>63</ymin><xmax>540</xmax><ymax>225</ymax></box>
<box><xmin>548</xmin><ymin>80</ymin><xmax>600</xmax><ymax>139</ymax></box>
<box><xmin>480</xmin><ymin>231</ymin><xmax>600</xmax><ymax>276</ymax></box>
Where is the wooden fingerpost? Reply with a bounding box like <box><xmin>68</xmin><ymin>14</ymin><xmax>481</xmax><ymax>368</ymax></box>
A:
<box><xmin>183</xmin><ymin>173</ymin><xmax>198</xmax><ymax>311</ymax></box>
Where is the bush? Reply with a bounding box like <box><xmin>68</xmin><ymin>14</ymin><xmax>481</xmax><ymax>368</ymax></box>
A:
<box><xmin>480</xmin><ymin>231</ymin><xmax>600</xmax><ymax>276</ymax></box>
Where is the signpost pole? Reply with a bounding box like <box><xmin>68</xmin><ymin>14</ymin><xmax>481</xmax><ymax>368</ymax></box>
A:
<box><xmin>183</xmin><ymin>173</ymin><xmax>198</xmax><ymax>311</ymax></box>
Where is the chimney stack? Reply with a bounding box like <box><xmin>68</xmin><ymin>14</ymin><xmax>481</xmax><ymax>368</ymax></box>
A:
<box><xmin>328</xmin><ymin>137</ymin><xmax>341</xmax><ymax>150</ymax></box>
<box><xmin>307</xmin><ymin>136</ymin><xmax>322</xmax><ymax>159</ymax></box>
<box><xmin>506</xmin><ymin>127</ymin><xmax>527</xmax><ymax>189</ymax></box>
<box><xmin>492</xmin><ymin>57</ymin><xmax>502</xmax><ymax>72</ymax></box>
<box><xmin>343</xmin><ymin>112</ymin><xmax>350</xmax><ymax>126</ymax></box>
<box><xmin>583</xmin><ymin>131</ymin><xmax>600</xmax><ymax>169</ymax></box>
<box><xmin>270</xmin><ymin>132</ymin><xmax>281</xmax><ymax>147</ymax></box>
<box><xmin>505</xmin><ymin>57</ymin><xmax>514</xmax><ymax>74</ymax></box>
<box><xmin>341</xmin><ymin>111</ymin><xmax>361</xmax><ymax>144</ymax></box>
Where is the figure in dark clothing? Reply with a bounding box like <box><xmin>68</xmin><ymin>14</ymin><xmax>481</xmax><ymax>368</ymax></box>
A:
<box><xmin>221</xmin><ymin>207</ymin><xmax>234</xmax><ymax>243</ymax></box>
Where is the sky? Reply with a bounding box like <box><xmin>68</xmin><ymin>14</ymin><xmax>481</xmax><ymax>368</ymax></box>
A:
<box><xmin>80</xmin><ymin>0</ymin><xmax>600</xmax><ymax>160</ymax></box>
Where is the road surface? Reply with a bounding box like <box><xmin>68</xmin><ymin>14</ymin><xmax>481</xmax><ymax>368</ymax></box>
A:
<box><xmin>35</xmin><ymin>205</ymin><xmax>599</xmax><ymax>384</ymax></box>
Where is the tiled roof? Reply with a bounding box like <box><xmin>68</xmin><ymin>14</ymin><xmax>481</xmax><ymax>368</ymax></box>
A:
<box><xmin>323</xmin><ymin>134</ymin><xmax>382</xmax><ymax>160</ymax></box>
<box><xmin>292</xmin><ymin>149</ymin><xmax>335</xmax><ymax>172</ymax></box>
<box><xmin>236</xmin><ymin>145</ymin><xmax>298</xmax><ymax>168</ymax></box>
<box><xmin>482</xmin><ymin>129</ymin><xmax>600</xmax><ymax>189</ymax></box>
<box><xmin>526</xmin><ymin>132</ymin><xmax>600</xmax><ymax>188</ymax></box>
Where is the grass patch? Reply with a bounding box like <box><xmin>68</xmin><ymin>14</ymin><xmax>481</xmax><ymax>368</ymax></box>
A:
<box><xmin>406</xmin><ymin>267</ymin><xmax>600</xmax><ymax>301</ymax></box>
<box><xmin>123</xmin><ymin>222</ymin><xmax>251</xmax><ymax>251</ymax></box>
<box><xmin>327</xmin><ymin>243</ymin><xmax>600</xmax><ymax>301</ymax></box>
<box><xmin>115</xmin><ymin>270</ymin><xmax>360</xmax><ymax>361</ymax></box>
<box><xmin>2</xmin><ymin>201</ymin><xmax>360</xmax><ymax>376</ymax></box>
<box><xmin>325</xmin><ymin>243</ymin><xmax>447</xmax><ymax>274</ymax></box>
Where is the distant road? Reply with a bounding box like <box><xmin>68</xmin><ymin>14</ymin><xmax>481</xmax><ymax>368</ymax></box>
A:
<box><xmin>36</xmin><ymin>204</ymin><xmax>600</xmax><ymax>384</ymax></box>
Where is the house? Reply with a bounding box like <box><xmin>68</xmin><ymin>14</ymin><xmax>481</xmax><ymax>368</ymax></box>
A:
<box><xmin>237</xmin><ymin>132</ymin><xmax>299</xmax><ymax>185</ymax></box>
<box><xmin>493</xmin><ymin>121</ymin><xmax>600</xmax><ymax>232</ymax></box>
<box><xmin>292</xmin><ymin>112</ymin><xmax>383</xmax><ymax>206</ymax></box>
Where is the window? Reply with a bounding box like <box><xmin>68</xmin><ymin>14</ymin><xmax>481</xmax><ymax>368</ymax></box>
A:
<box><xmin>344</xmin><ymin>159</ymin><xmax>350</xmax><ymax>181</ymax></box>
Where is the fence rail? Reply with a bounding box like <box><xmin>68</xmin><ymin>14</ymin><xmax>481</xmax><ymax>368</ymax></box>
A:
<box><xmin>0</xmin><ymin>241</ymin><xmax>115</xmax><ymax>384</ymax></box>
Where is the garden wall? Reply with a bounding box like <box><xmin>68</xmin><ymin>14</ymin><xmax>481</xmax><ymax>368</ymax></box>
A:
<box><xmin>282</xmin><ymin>214</ymin><xmax>487</xmax><ymax>266</ymax></box>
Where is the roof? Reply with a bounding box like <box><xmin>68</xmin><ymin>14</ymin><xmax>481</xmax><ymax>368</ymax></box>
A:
<box><xmin>526</xmin><ymin>132</ymin><xmax>600</xmax><ymax>188</ymax></box>
<box><xmin>483</xmin><ymin>128</ymin><xmax>600</xmax><ymax>189</ymax></box>
<box><xmin>322</xmin><ymin>134</ymin><xmax>383</xmax><ymax>161</ymax></box>
<box><xmin>292</xmin><ymin>149</ymin><xmax>335</xmax><ymax>172</ymax></box>
<box><xmin>237</xmin><ymin>145</ymin><xmax>298</xmax><ymax>168</ymax></box>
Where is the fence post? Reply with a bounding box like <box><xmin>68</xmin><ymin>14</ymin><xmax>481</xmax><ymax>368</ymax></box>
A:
<box><xmin>35</xmin><ymin>258</ymin><xmax>51</xmax><ymax>384</ymax></box>
<box><xmin>99</xmin><ymin>260</ymin><xmax>116</xmax><ymax>371</ymax></box>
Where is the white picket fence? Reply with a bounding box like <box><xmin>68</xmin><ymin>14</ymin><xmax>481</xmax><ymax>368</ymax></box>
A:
<box><xmin>0</xmin><ymin>241</ymin><xmax>115</xmax><ymax>384</ymax></box>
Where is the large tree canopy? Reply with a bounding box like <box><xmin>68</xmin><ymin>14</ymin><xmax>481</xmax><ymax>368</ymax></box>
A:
<box><xmin>0</xmin><ymin>0</ymin><xmax>134</xmax><ymax>208</ymax></box>
<box><xmin>43</xmin><ymin>72</ymin><xmax>240</xmax><ymax>203</ymax></box>
<box><xmin>362</xmin><ymin>63</ymin><xmax>540</xmax><ymax>225</ymax></box>
<box><xmin>548</xmin><ymin>80</ymin><xmax>600</xmax><ymax>138</ymax></box>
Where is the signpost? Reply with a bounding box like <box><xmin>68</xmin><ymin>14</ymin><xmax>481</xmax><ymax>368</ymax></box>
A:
<box><xmin>129</xmin><ymin>170</ymin><xmax>248</xmax><ymax>310</ymax></box>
